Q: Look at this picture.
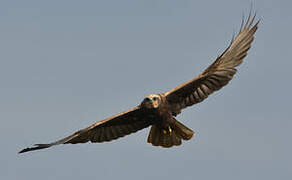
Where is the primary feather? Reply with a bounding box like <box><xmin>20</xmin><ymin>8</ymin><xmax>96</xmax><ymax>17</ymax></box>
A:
<box><xmin>165</xmin><ymin>14</ymin><xmax>259</xmax><ymax>116</ymax></box>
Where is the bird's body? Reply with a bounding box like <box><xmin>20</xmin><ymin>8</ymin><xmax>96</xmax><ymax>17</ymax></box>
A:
<box><xmin>19</xmin><ymin>12</ymin><xmax>259</xmax><ymax>153</ymax></box>
<box><xmin>140</xmin><ymin>94</ymin><xmax>194</xmax><ymax>147</ymax></box>
<box><xmin>142</xmin><ymin>94</ymin><xmax>173</xmax><ymax>130</ymax></box>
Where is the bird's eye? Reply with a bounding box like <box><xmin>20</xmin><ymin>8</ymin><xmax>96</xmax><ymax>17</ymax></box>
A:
<box><xmin>145</xmin><ymin>97</ymin><xmax>151</xmax><ymax>101</ymax></box>
<box><xmin>153</xmin><ymin>97</ymin><xmax>159</xmax><ymax>101</ymax></box>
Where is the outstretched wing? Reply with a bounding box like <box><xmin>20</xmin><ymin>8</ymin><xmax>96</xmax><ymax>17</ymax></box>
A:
<box><xmin>19</xmin><ymin>107</ymin><xmax>155</xmax><ymax>153</ymax></box>
<box><xmin>165</xmin><ymin>14</ymin><xmax>259</xmax><ymax>116</ymax></box>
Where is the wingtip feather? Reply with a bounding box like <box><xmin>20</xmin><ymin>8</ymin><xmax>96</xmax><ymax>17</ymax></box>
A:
<box><xmin>18</xmin><ymin>144</ymin><xmax>51</xmax><ymax>154</ymax></box>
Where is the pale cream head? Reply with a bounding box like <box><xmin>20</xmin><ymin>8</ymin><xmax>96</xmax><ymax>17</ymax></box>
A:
<box><xmin>142</xmin><ymin>94</ymin><xmax>161</xmax><ymax>109</ymax></box>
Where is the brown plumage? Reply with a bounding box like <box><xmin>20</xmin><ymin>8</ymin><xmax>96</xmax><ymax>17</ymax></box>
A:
<box><xmin>19</xmin><ymin>13</ymin><xmax>259</xmax><ymax>153</ymax></box>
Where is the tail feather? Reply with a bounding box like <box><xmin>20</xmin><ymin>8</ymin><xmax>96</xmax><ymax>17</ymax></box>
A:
<box><xmin>147</xmin><ymin>120</ymin><xmax>194</xmax><ymax>148</ymax></box>
<box><xmin>173</xmin><ymin>120</ymin><xmax>194</xmax><ymax>140</ymax></box>
<box><xmin>147</xmin><ymin>125</ymin><xmax>181</xmax><ymax>147</ymax></box>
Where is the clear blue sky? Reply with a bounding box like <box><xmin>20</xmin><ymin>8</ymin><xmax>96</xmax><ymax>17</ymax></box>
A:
<box><xmin>1</xmin><ymin>0</ymin><xmax>291</xmax><ymax>179</ymax></box>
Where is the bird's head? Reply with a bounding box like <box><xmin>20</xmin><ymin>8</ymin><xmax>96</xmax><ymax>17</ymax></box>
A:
<box><xmin>141</xmin><ymin>94</ymin><xmax>161</xmax><ymax>109</ymax></box>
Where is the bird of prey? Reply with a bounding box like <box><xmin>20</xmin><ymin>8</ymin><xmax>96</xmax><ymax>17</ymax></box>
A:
<box><xmin>19</xmin><ymin>13</ymin><xmax>259</xmax><ymax>153</ymax></box>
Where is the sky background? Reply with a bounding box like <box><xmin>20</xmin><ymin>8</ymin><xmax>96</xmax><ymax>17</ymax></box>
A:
<box><xmin>1</xmin><ymin>0</ymin><xmax>291</xmax><ymax>179</ymax></box>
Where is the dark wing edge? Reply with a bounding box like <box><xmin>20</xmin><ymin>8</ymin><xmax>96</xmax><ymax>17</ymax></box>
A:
<box><xmin>164</xmin><ymin>13</ymin><xmax>260</xmax><ymax>116</ymax></box>
<box><xmin>19</xmin><ymin>107</ymin><xmax>154</xmax><ymax>153</ymax></box>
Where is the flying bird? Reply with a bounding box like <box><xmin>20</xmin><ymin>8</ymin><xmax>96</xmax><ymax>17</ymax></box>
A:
<box><xmin>19</xmin><ymin>13</ymin><xmax>259</xmax><ymax>153</ymax></box>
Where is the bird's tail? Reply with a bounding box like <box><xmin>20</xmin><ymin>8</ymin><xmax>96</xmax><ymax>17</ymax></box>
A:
<box><xmin>147</xmin><ymin>119</ymin><xmax>194</xmax><ymax>148</ymax></box>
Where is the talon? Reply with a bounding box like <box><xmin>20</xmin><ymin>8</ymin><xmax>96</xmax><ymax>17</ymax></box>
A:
<box><xmin>162</xmin><ymin>129</ymin><xmax>167</xmax><ymax>134</ymax></box>
<box><xmin>168</xmin><ymin>126</ymin><xmax>172</xmax><ymax>135</ymax></box>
